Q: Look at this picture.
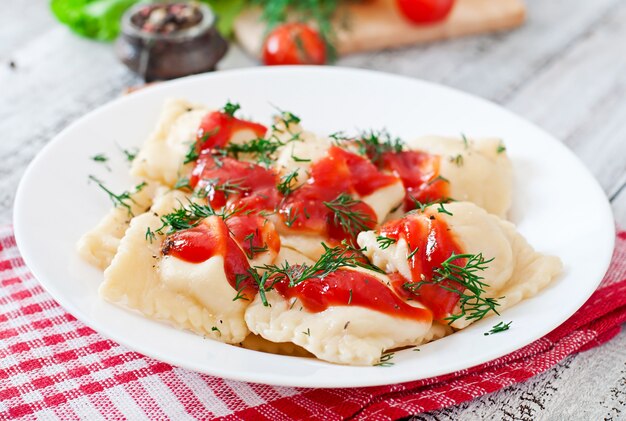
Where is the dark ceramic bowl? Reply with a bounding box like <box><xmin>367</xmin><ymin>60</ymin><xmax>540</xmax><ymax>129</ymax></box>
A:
<box><xmin>116</xmin><ymin>2</ymin><xmax>228</xmax><ymax>81</ymax></box>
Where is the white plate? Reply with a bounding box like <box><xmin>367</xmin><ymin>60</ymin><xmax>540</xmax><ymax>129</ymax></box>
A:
<box><xmin>14</xmin><ymin>67</ymin><xmax>615</xmax><ymax>388</ymax></box>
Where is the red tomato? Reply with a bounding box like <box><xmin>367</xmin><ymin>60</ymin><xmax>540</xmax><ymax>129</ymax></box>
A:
<box><xmin>262</xmin><ymin>23</ymin><xmax>327</xmax><ymax>66</ymax></box>
<box><xmin>396</xmin><ymin>0</ymin><xmax>455</xmax><ymax>24</ymax></box>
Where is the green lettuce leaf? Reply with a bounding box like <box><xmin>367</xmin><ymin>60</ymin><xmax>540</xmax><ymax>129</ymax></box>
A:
<box><xmin>50</xmin><ymin>0</ymin><xmax>247</xmax><ymax>41</ymax></box>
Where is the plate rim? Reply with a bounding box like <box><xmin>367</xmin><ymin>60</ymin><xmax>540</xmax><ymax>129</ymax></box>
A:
<box><xmin>13</xmin><ymin>66</ymin><xmax>616</xmax><ymax>388</ymax></box>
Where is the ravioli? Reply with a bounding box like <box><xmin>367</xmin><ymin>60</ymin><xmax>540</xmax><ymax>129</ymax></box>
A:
<box><xmin>406</xmin><ymin>136</ymin><xmax>513</xmax><ymax>219</ymax></box>
<box><xmin>358</xmin><ymin>201</ymin><xmax>561</xmax><ymax>329</ymax></box>
<box><xmin>77</xmin><ymin>182</ymin><xmax>159</xmax><ymax>270</ymax></box>
<box><xmin>131</xmin><ymin>99</ymin><xmax>209</xmax><ymax>187</ymax></box>
<box><xmin>99</xmin><ymin>191</ymin><xmax>252</xmax><ymax>343</ymax></box>
<box><xmin>79</xmin><ymin>99</ymin><xmax>560</xmax><ymax>367</ymax></box>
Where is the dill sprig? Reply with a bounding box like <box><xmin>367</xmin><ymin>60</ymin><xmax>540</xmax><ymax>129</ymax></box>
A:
<box><xmin>277</xmin><ymin>169</ymin><xmax>300</xmax><ymax>196</ymax></box>
<box><xmin>153</xmin><ymin>200</ymin><xmax>238</xmax><ymax>235</ymax></box>
<box><xmin>375</xmin><ymin>351</ymin><xmax>395</xmax><ymax>367</ymax></box>
<box><xmin>222</xmin><ymin>101</ymin><xmax>241</xmax><ymax>117</ymax></box>
<box><xmin>243</xmin><ymin>233</ymin><xmax>269</xmax><ymax>259</ymax></box>
<box><xmin>260</xmin><ymin>241</ymin><xmax>382</xmax><ymax>288</ymax></box>
<box><xmin>496</xmin><ymin>141</ymin><xmax>507</xmax><ymax>154</ymax></box>
<box><xmin>91</xmin><ymin>153</ymin><xmax>108</xmax><ymax>163</ymax></box>
<box><xmin>403</xmin><ymin>252</ymin><xmax>500</xmax><ymax>324</ymax></box>
<box><xmin>88</xmin><ymin>175</ymin><xmax>146</xmax><ymax>216</ymax></box>
<box><xmin>194</xmin><ymin>178</ymin><xmax>247</xmax><ymax>200</ymax></box>
<box><xmin>484</xmin><ymin>321</ymin><xmax>512</xmax><ymax>336</ymax></box>
<box><xmin>121</xmin><ymin>147</ymin><xmax>138</xmax><ymax>162</ymax></box>
<box><xmin>354</xmin><ymin>129</ymin><xmax>404</xmax><ymax>165</ymax></box>
<box><xmin>223</xmin><ymin>136</ymin><xmax>285</xmax><ymax>167</ymax></box>
<box><xmin>376</xmin><ymin>235</ymin><xmax>397</xmax><ymax>250</ymax></box>
<box><xmin>323</xmin><ymin>193</ymin><xmax>374</xmax><ymax>239</ymax></box>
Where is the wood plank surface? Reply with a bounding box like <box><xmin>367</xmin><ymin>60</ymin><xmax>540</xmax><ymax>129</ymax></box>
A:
<box><xmin>235</xmin><ymin>0</ymin><xmax>526</xmax><ymax>57</ymax></box>
<box><xmin>1</xmin><ymin>0</ymin><xmax>625</xmax><ymax>419</ymax></box>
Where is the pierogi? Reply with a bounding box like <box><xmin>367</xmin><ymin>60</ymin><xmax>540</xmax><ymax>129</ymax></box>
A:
<box><xmin>78</xmin><ymin>99</ymin><xmax>561</xmax><ymax>366</ymax></box>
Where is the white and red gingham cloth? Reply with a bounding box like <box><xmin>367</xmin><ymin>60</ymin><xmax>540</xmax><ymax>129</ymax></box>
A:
<box><xmin>1</xmin><ymin>224</ymin><xmax>625</xmax><ymax>420</ymax></box>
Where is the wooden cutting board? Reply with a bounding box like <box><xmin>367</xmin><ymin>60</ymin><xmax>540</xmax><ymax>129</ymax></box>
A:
<box><xmin>234</xmin><ymin>0</ymin><xmax>526</xmax><ymax>57</ymax></box>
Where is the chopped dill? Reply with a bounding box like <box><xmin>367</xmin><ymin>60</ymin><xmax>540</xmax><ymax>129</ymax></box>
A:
<box><xmin>403</xmin><ymin>252</ymin><xmax>499</xmax><ymax>324</ymax></box>
<box><xmin>376</xmin><ymin>235</ymin><xmax>397</xmax><ymax>250</ymax></box>
<box><xmin>375</xmin><ymin>352</ymin><xmax>394</xmax><ymax>367</ymax></box>
<box><xmin>484</xmin><ymin>321</ymin><xmax>512</xmax><ymax>336</ymax></box>
<box><xmin>323</xmin><ymin>193</ymin><xmax>374</xmax><ymax>239</ymax></box>
<box><xmin>88</xmin><ymin>175</ymin><xmax>146</xmax><ymax>216</ymax></box>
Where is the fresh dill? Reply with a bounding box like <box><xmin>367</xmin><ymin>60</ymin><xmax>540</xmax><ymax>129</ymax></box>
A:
<box><xmin>88</xmin><ymin>175</ymin><xmax>146</xmax><ymax>216</ymax></box>
<box><xmin>461</xmin><ymin>133</ymin><xmax>470</xmax><ymax>149</ymax></box>
<box><xmin>255</xmin><ymin>242</ymin><xmax>383</xmax><ymax>297</ymax></box>
<box><xmin>484</xmin><ymin>321</ymin><xmax>512</xmax><ymax>336</ymax></box>
<box><xmin>354</xmin><ymin>129</ymin><xmax>404</xmax><ymax>165</ymax></box>
<box><xmin>376</xmin><ymin>235</ymin><xmax>397</xmax><ymax>250</ymax></box>
<box><xmin>426</xmin><ymin>174</ymin><xmax>450</xmax><ymax>186</ymax></box>
<box><xmin>407</xmin><ymin>245</ymin><xmax>419</xmax><ymax>260</ymax></box>
<box><xmin>145</xmin><ymin>227</ymin><xmax>156</xmax><ymax>243</ymax></box>
<box><xmin>375</xmin><ymin>352</ymin><xmax>395</xmax><ymax>367</ymax></box>
<box><xmin>323</xmin><ymin>193</ymin><xmax>374</xmax><ymax>239</ymax></box>
<box><xmin>291</xmin><ymin>154</ymin><xmax>311</xmax><ymax>162</ymax></box>
<box><xmin>91</xmin><ymin>153</ymin><xmax>108</xmax><ymax>163</ymax></box>
<box><xmin>403</xmin><ymin>252</ymin><xmax>499</xmax><ymax>324</ymax></box>
<box><xmin>496</xmin><ymin>142</ymin><xmax>507</xmax><ymax>154</ymax></box>
<box><xmin>450</xmin><ymin>154</ymin><xmax>464</xmax><ymax>166</ymax></box>
<box><xmin>277</xmin><ymin>169</ymin><xmax>300</xmax><ymax>196</ymax></box>
<box><xmin>174</xmin><ymin>177</ymin><xmax>192</xmax><ymax>191</ymax></box>
<box><xmin>224</xmin><ymin>136</ymin><xmax>284</xmax><ymax>167</ymax></box>
<box><xmin>122</xmin><ymin>147</ymin><xmax>138</xmax><ymax>162</ymax></box>
<box><xmin>303</xmin><ymin>328</ymin><xmax>311</xmax><ymax>336</ymax></box>
<box><xmin>154</xmin><ymin>201</ymin><xmax>238</xmax><ymax>235</ymax></box>
<box><xmin>232</xmin><ymin>274</ymin><xmax>251</xmax><ymax>302</ymax></box>
<box><xmin>222</xmin><ymin>101</ymin><xmax>241</xmax><ymax>117</ymax></box>
<box><xmin>283</xmin><ymin>206</ymin><xmax>299</xmax><ymax>228</ymax></box>
<box><xmin>243</xmin><ymin>233</ymin><xmax>269</xmax><ymax>259</ymax></box>
<box><xmin>437</xmin><ymin>202</ymin><xmax>453</xmax><ymax>216</ymax></box>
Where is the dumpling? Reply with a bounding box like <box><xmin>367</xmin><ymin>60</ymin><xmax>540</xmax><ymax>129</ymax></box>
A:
<box><xmin>404</xmin><ymin>136</ymin><xmax>512</xmax><ymax>219</ymax></box>
<box><xmin>131</xmin><ymin>99</ymin><xmax>267</xmax><ymax>188</ymax></box>
<box><xmin>99</xmin><ymin>191</ymin><xmax>280</xmax><ymax>344</ymax></box>
<box><xmin>77</xmin><ymin>181</ymin><xmax>159</xmax><ymax>270</ymax></box>
<box><xmin>358</xmin><ymin>201</ymin><xmax>561</xmax><ymax>329</ymax></box>
<box><xmin>245</xmin><ymin>264</ymin><xmax>433</xmax><ymax>366</ymax></box>
<box><xmin>131</xmin><ymin>99</ymin><xmax>209</xmax><ymax>187</ymax></box>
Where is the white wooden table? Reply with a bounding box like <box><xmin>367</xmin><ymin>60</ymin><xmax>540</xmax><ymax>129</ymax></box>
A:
<box><xmin>1</xmin><ymin>0</ymin><xmax>625</xmax><ymax>419</ymax></box>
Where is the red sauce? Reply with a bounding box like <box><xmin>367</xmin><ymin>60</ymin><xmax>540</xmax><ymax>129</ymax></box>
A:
<box><xmin>382</xmin><ymin>151</ymin><xmax>449</xmax><ymax>211</ymax></box>
<box><xmin>225</xmin><ymin>214</ymin><xmax>281</xmax><ymax>259</ymax></box>
<box><xmin>279</xmin><ymin>146</ymin><xmax>396</xmax><ymax>243</ymax></box>
<box><xmin>196</xmin><ymin>110</ymin><xmax>267</xmax><ymax>151</ymax></box>
<box><xmin>162</xmin><ymin>216</ymin><xmax>259</xmax><ymax>298</ymax></box>
<box><xmin>190</xmin><ymin>151</ymin><xmax>281</xmax><ymax>211</ymax></box>
<box><xmin>273</xmin><ymin>268</ymin><xmax>432</xmax><ymax>322</ymax></box>
<box><xmin>380</xmin><ymin>212</ymin><xmax>465</xmax><ymax>320</ymax></box>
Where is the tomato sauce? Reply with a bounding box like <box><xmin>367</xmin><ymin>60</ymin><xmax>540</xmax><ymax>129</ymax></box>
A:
<box><xmin>196</xmin><ymin>110</ymin><xmax>267</xmax><ymax>151</ymax></box>
<box><xmin>273</xmin><ymin>268</ymin><xmax>432</xmax><ymax>322</ymax></box>
<box><xmin>379</xmin><ymin>212</ymin><xmax>465</xmax><ymax>320</ymax></box>
<box><xmin>382</xmin><ymin>151</ymin><xmax>449</xmax><ymax>211</ymax></box>
<box><xmin>190</xmin><ymin>151</ymin><xmax>281</xmax><ymax>211</ymax></box>
<box><xmin>162</xmin><ymin>216</ymin><xmax>271</xmax><ymax>298</ymax></box>
<box><xmin>279</xmin><ymin>146</ymin><xmax>396</xmax><ymax>243</ymax></box>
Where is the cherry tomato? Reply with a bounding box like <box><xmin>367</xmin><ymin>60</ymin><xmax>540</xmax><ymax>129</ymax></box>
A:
<box><xmin>396</xmin><ymin>0</ymin><xmax>455</xmax><ymax>24</ymax></box>
<box><xmin>262</xmin><ymin>23</ymin><xmax>327</xmax><ymax>66</ymax></box>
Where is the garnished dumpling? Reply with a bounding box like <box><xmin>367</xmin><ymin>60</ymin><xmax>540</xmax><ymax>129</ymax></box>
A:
<box><xmin>244</xmin><ymin>247</ymin><xmax>433</xmax><ymax>365</ymax></box>
<box><xmin>358</xmin><ymin>201</ymin><xmax>562</xmax><ymax>329</ymax></box>
<box><xmin>79</xmin><ymin>100</ymin><xmax>559</xmax><ymax>367</ymax></box>
<box><xmin>100</xmin><ymin>191</ymin><xmax>280</xmax><ymax>344</ymax></box>
<box><xmin>77</xmin><ymin>180</ymin><xmax>158</xmax><ymax>270</ymax></box>
<box><xmin>405</xmin><ymin>136</ymin><xmax>512</xmax><ymax>218</ymax></box>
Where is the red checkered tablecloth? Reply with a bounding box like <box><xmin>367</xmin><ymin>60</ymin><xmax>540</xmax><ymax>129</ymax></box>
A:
<box><xmin>1</xmin><ymin>225</ymin><xmax>625</xmax><ymax>420</ymax></box>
